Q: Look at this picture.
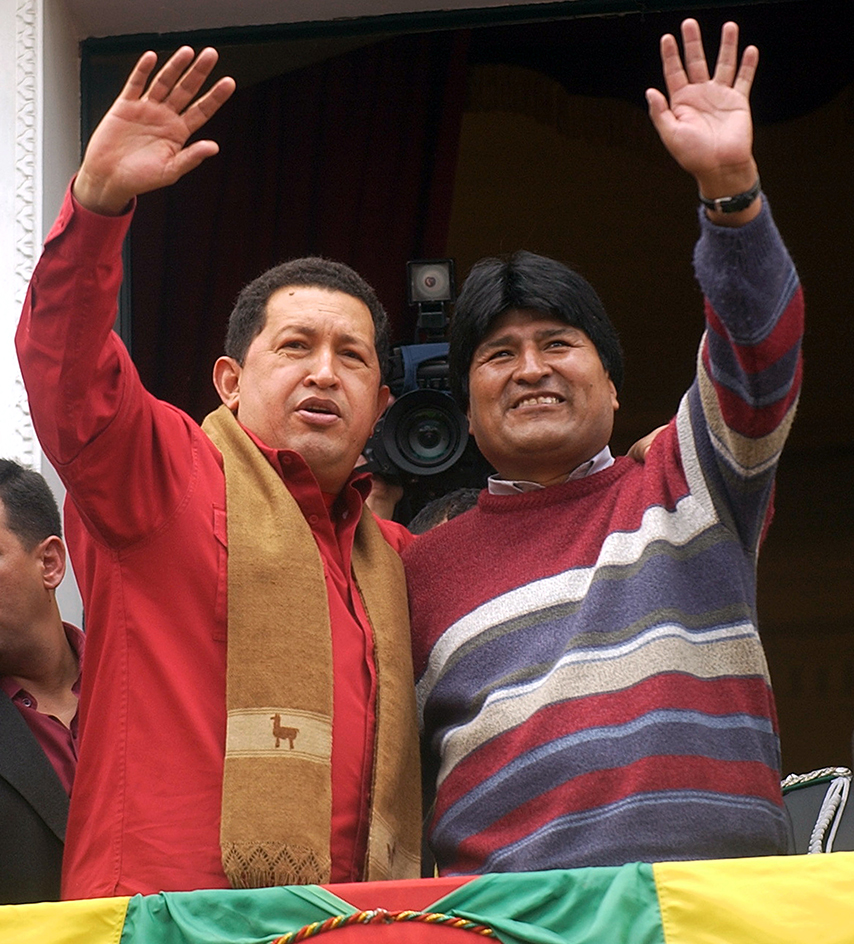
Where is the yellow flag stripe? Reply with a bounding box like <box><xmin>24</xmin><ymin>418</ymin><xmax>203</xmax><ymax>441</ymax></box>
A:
<box><xmin>655</xmin><ymin>852</ymin><xmax>854</xmax><ymax>944</ymax></box>
<box><xmin>0</xmin><ymin>895</ymin><xmax>130</xmax><ymax>944</ymax></box>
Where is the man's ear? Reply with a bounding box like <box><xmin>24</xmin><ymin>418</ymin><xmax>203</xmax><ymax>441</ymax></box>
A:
<box><xmin>213</xmin><ymin>356</ymin><xmax>241</xmax><ymax>411</ymax></box>
<box><xmin>373</xmin><ymin>385</ymin><xmax>391</xmax><ymax>426</ymax></box>
<box><xmin>39</xmin><ymin>536</ymin><xmax>66</xmax><ymax>591</ymax></box>
<box><xmin>608</xmin><ymin>376</ymin><xmax>619</xmax><ymax>413</ymax></box>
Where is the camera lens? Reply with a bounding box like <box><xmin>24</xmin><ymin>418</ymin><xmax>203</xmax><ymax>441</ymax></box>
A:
<box><xmin>405</xmin><ymin>411</ymin><xmax>450</xmax><ymax>462</ymax></box>
<box><xmin>382</xmin><ymin>389</ymin><xmax>468</xmax><ymax>475</ymax></box>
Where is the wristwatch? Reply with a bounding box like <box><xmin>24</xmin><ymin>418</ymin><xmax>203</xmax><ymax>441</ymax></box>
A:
<box><xmin>699</xmin><ymin>177</ymin><xmax>761</xmax><ymax>214</ymax></box>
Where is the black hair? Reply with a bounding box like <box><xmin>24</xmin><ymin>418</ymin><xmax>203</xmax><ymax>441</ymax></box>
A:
<box><xmin>407</xmin><ymin>487</ymin><xmax>481</xmax><ymax>535</ymax></box>
<box><xmin>0</xmin><ymin>459</ymin><xmax>62</xmax><ymax>549</ymax></box>
<box><xmin>448</xmin><ymin>250</ymin><xmax>623</xmax><ymax>410</ymax></box>
<box><xmin>225</xmin><ymin>257</ymin><xmax>390</xmax><ymax>382</ymax></box>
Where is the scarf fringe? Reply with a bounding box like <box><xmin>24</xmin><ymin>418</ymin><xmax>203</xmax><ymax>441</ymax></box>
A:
<box><xmin>221</xmin><ymin>840</ymin><xmax>331</xmax><ymax>888</ymax></box>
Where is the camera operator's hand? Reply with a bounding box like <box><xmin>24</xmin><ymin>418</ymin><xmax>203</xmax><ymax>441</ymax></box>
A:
<box><xmin>364</xmin><ymin>472</ymin><xmax>405</xmax><ymax>520</ymax></box>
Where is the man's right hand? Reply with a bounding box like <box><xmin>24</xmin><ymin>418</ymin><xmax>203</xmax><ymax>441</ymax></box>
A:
<box><xmin>73</xmin><ymin>47</ymin><xmax>235</xmax><ymax>215</ymax></box>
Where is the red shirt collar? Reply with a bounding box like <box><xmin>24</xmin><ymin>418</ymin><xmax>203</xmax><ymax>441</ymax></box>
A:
<box><xmin>238</xmin><ymin>420</ymin><xmax>373</xmax><ymax>516</ymax></box>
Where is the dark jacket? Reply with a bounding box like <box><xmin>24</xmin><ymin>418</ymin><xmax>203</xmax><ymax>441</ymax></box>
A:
<box><xmin>0</xmin><ymin>691</ymin><xmax>68</xmax><ymax>904</ymax></box>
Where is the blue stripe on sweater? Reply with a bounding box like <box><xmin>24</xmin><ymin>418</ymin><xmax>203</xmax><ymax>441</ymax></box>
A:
<box><xmin>474</xmin><ymin>790</ymin><xmax>787</xmax><ymax>873</ymax></box>
<box><xmin>434</xmin><ymin>708</ymin><xmax>778</xmax><ymax>837</ymax></box>
<box><xmin>683</xmin><ymin>381</ymin><xmax>776</xmax><ymax>549</ymax></box>
<box><xmin>693</xmin><ymin>201</ymin><xmax>799</xmax><ymax>346</ymax></box>
<box><xmin>426</xmin><ymin>539</ymin><xmax>759</xmax><ymax>710</ymax></box>
<box><xmin>705</xmin><ymin>330</ymin><xmax>801</xmax><ymax>408</ymax></box>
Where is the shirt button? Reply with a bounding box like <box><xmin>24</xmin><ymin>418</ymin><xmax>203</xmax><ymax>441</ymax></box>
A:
<box><xmin>342</xmin><ymin>511</ymin><xmax>349</xmax><ymax>520</ymax></box>
<box><xmin>22</xmin><ymin>697</ymin><xmax>33</xmax><ymax>707</ymax></box>
<box><xmin>309</xmin><ymin>514</ymin><xmax>319</xmax><ymax>525</ymax></box>
<box><xmin>281</xmin><ymin>456</ymin><xmax>292</xmax><ymax>465</ymax></box>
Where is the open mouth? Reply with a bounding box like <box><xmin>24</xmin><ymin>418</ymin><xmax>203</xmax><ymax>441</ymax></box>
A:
<box><xmin>297</xmin><ymin>398</ymin><xmax>341</xmax><ymax>420</ymax></box>
<box><xmin>512</xmin><ymin>394</ymin><xmax>564</xmax><ymax>409</ymax></box>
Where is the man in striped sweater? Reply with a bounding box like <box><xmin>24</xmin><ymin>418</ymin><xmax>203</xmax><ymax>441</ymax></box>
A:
<box><xmin>403</xmin><ymin>18</ymin><xmax>803</xmax><ymax>874</ymax></box>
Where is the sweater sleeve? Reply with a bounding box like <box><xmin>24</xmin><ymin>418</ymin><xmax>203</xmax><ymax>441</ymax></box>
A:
<box><xmin>15</xmin><ymin>184</ymin><xmax>203</xmax><ymax>548</ymax></box>
<box><xmin>677</xmin><ymin>196</ymin><xmax>804</xmax><ymax>552</ymax></box>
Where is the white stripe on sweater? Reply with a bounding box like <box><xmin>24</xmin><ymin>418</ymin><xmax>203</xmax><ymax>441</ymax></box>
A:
<box><xmin>435</xmin><ymin>621</ymin><xmax>766</xmax><ymax>785</ymax></box>
<box><xmin>416</xmin><ymin>485</ymin><xmax>717</xmax><ymax>716</ymax></box>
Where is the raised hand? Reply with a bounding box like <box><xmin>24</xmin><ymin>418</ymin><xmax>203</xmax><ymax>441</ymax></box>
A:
<box><xmin>646</xmin><ymin>19</ymin><xmax>759</xmax><ymax>215</ymax></box>
<box><xmin>73</xmin><ymin>47</ymin><xmax>236</xmax><ymax>215</ymax></box>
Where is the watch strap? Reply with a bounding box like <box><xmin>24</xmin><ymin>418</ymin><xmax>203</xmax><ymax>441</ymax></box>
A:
<box><xmin>699</xmin><ymin>177</ymin><xmax>761</xmax><ymax>214</ymax></box>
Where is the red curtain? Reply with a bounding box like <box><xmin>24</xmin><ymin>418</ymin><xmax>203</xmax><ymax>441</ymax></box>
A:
<box><xmin>130</xmin><ymin>30</ymin><xmax>470</xmax><ymax>422</ymax></box>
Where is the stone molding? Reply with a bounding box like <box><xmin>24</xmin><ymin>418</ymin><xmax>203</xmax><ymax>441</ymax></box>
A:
<box><xmin>12</xmin><ymin>0</ymin><xmax>40</xmax><ymax>467</ymax></box>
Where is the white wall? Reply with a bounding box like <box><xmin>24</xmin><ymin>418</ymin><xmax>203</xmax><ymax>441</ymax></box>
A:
<box><xmin>43</xmin><ymin>0</ymin><xmax>82</xmax><ymax>224</ymax></box>
<box><xmin>40</xmin><ymin>0</ymin><xmax>85</xmax><ymax>625</ymax></box>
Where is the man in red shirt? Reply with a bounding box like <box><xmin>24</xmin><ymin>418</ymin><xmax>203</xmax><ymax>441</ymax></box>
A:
<box><xmin>0</xmin><ymin>459</ymin><xmax>82</xmax><ymax>903</ymax></box>
<box><xmin>16</xmin><ymin>47</ymin><xmax>420</xmax><ymax>898</ymax></box>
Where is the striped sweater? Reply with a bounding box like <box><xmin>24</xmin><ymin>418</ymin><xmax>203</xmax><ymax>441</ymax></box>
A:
<box><xmin>403</xmin><ymin>200</ymin><xmax>803</xmax><ymax>875</ymax></box>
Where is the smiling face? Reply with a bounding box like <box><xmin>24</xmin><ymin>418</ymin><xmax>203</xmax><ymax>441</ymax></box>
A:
<box><xmin>466</xmin><ymin>308</ymin><xmax>619</xmax><ymax>486</ymax></box>
<box><xmin>213</xmin><ymin>285</ymin><xmax>390</xmax><ymax>494</ymax></box>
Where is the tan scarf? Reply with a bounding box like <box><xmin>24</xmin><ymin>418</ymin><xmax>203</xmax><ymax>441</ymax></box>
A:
<box><xmin>202</xmin><ymin>406</ymin><xmax>421</xmax><ymax>887</ymax></box>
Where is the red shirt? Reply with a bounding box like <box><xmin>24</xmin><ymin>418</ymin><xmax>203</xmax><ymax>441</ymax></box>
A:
<box><xmin>0</xmin><ymin>623</ymin><xmax>84</xmax><ymax>795</ymax></box>
<box><xmin>16</xmin><ymin>186</ymin><xmax>413</xmax><ymax>898</ymax></box>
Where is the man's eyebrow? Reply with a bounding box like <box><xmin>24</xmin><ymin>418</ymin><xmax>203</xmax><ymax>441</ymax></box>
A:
<box><xmin>476</xmin><ymin>333</ymin><xmax>516</xmax><ymax>351</ymax></box>
<box><xmin>477</xmin><ymin>324</ymin><xmax>582</xmax><ymax>350</ymax></box>
<box><xmin>272</xmin><ymin>323</ymin><xmax>372</xmax><ymax>348</ymax></box>
<box><xmin>536</xmin><ymin>325</ymin><xmax>582</xmax><ymax>340</ymax></box>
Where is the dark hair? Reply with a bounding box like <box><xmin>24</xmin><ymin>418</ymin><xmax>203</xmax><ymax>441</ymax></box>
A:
<box><xmin>225</xmin><ymin>257</ymin><xmax>390</xmax><ymax>382</ymax></box>
<box><xmin>448</xmin><ymin>250</ymin><xmax>623</xmax><ymax>410</ymax></box>
<box><xmin>0</xmin><ymin>459</ymin><xmax>62</xmax><ymax>549</ymax></box>
<box><xmin>408</xmin><ymin>487</ymin><xmax>481</xmax><ymax>535</ymax></box>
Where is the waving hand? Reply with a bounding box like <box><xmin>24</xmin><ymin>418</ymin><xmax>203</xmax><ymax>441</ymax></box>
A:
<box><xmin>646</xmin><ymin>19</ymin><xmax>760</xmax><ymax>222</ymax></box>
<box><xmin>73</xmin><ymin>47</ymin><xmax>236</xmax><ymax>215</ymax></box>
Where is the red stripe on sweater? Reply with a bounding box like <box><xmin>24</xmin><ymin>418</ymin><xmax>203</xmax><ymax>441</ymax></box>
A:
<box><xmin>408</xmin><ymin>443</ymin><xmax>692</xmax><ymax>673</ymax></box>
<box><xmin>701</xmin><ymin>345</ymin><xmax>802</xmax><ymax>440</ymax></box>
<box><xmin>704</xmin><ymin>287</ymin><xmax>804</xmax><ymax>372</ymax></box>
<box><xmin>447</xmin><ymin>754</ymin><xmax>782</xmax><ymax>873</ymax></box>
<box><xmin>434</xmin><ymin>673</ymin><xmax>776</xmax><ymax>815</ymax></box>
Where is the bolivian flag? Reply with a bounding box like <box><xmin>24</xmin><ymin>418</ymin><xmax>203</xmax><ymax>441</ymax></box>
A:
<box><xmin>2</xmin><ymin>853</ymin><xmax>853</xmax><ymax>943</ymax></box>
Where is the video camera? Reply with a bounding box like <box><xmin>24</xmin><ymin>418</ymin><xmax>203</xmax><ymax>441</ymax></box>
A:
<box><xmin>362</xmin><ymin>259</ymin><xmax>491</xmax><ymax>522</ymax></box>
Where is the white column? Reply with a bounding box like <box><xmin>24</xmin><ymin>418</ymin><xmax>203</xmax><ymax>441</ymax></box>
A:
<box><xmin>0</xmin><ymin>0</ymin><xmax>40</xmax><ymax>465</ymax></box>
<box><xmin>2</xmin><ymin>0</ymin><xmax>83</xmax><ymax>623</ymax></box>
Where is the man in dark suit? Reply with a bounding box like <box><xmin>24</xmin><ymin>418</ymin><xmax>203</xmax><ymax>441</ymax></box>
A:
<box><xmin>0</xmin><ymin>459</ymin><xmax>82</xmax><ymax>904</ymax></box>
